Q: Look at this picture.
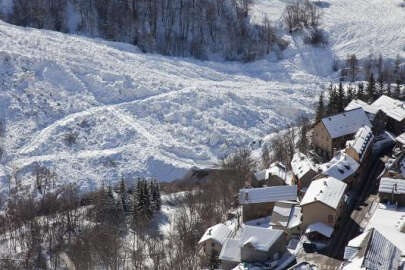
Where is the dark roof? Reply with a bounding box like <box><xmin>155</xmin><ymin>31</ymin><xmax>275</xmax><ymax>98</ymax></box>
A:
<box><xmin>362</xmin><ymin>229</ymin><xmax>401</xmax><ymax>270</ymax></box>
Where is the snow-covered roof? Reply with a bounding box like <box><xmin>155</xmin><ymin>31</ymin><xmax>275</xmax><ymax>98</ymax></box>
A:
<box><xmin>396</xmin><ymin>132</ymin><xmax>405</xmax><ymax>145</ymax></box>
<box><xmin>320</xmin><ymin>152</ymin><xmax>359</xmax><ymax>181</ymax></box>
<box><xmin>271</xmin><ymin>201</ymin><xmax>302</xmax><ymax>229</ymax></box>
<box><xmin>367</xmin><ymin>205</ymin><xmax>405</xmax><ymax>253</ymax></box>
<box><xmin>379</xmin><ymin>178</ymin><xmax>405</xmax><ymax>194</ymax></box>
<box><xmin>198</xmin><ymin>223</ymin><xmax>231</xmax><ymax>245</ymax></box>
<box><xmin>345</xmin><ymin>99</ymin><xmax>378</xmax><ymax>115</ymax></box>
<box><xmin>372</xmin><ymin>95</ymin><xmax>405</xmax><ymax>122</ymax></box>
<box><xmin>268</xmin><ymin>162</ymin><xmax>287</xmax><ymax>181</ymax></box>
<box><xmin>255</xmin><ymin>162</ymin><xmax>287</xmax><ymax>182</ymax></box>
<box><xmin>240</xmin><ymin>226</ymin><xmax>284</xmax><ymax>252</ymax></box>
<box><xmin>288</xmin><ymin>205</ymin><xmax>302</xmax><ymax>229</ymax></box>
<box><xmin>321</xmin><ymin>108</ymin><xmax>371</xmax><ymax>139</ymax></box>
<box><xmin>344</xmin><ymin>228</ymin><xmax>401</xmax><ymax>270</ymax></box>
<box><xmin>291</xmin><ymin>152</ymin><xmax>317</xmax><ymax>180</ymax></box>
<box><xmin>346</xmin><ymin>125</ymin><xmax>374</xmax><ymax>162</ymax></box>
<box><xmin>300</xmin><ymin>177</ymin><xmax>347</xmax><ymax>209</ymax></box>
<box><xmin>239</xmin><ymin>185</ymin><xmax>297</xmax><ymax>205</ymax></box>
<box><xmin>305</xmin><ymin>222</ymin><xmax>334</xmax><ymax>238</ymax></box>
<box><xmin>219</xmin><ymin>239</ymin><xmax>241</xmax><ymax>263</ymax></box>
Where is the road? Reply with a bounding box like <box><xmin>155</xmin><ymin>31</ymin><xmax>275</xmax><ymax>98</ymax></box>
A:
<box><xmin>297</xmin><ymin>142</ymin><xmax>394</xmax><ymax>269</ymax></box>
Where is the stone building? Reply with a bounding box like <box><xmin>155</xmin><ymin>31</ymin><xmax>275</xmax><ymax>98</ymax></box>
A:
<box><xmin>312</xmin><ymin>108</ymin><xmax>371</xmax><ymax>159</ymax></box>
<box><xmin>300</xmin><ymin>177</ymin><xmax>347</xmax><ymax>229</ymax></box>
<box><xmin>239</xmin><ymin>185</ymin><xmax>297</xmax><ymax>222</ymax></box>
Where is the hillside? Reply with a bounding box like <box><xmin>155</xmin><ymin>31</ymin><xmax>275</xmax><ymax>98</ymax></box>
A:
<box><xmin>0</xmin><ymin>0</ymin><xmax>405</xmax><ymax>195</ymax></box>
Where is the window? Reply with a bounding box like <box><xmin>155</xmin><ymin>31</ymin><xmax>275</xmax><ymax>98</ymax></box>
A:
<box><xmin>328</xmin><ymin>215</ymin><xmax>334</xmax><ymax>224</ymax></box>
<box><xmin>211</xmin><ymin>242</ymin><xmax>215</xmax><ymax>247</ymax></box>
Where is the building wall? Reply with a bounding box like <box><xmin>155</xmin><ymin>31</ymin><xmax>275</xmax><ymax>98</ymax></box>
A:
<box><xmin>379</xmin><ymin>192</ymin><xmax>405</xmax><ymax>207</ymax></box>
<box><xmin>201</xmin><ymin>239</ymin><xmax>222</xmax><ymax>258</ymax></box>
<box><xmin>220</xmin><ymin>260</ymin><xmax>239</xmax><ymax>270</ymax></box>
<box><xmin>267</xmin><ymin>175</ymin><xmax>286</xmax><ymax>187</ymax></box>
<box><xmin>242</xmin><ymin>202</ymin><xmax>275</xmax><ymax>222</ymax></box>
<box><xmin>302</xmin><ymin>201</ymin><xmax>342</xmax><ymax>229</ymax></box>
<box><xmin>312</xmin><ymin>122</ymin><xmax>332</xmax><ymax>159</ymax></box>
<box><xmin>240</xmin><ymin>234</ymin><xmax>287</xmax><ymax>263</ymax></box>
<box><xmin>299</xmin><ymin>170</ymin><xmax>318</xmax><ymax>190</ymax></box>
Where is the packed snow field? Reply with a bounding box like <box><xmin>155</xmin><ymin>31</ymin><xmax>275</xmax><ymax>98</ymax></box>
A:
<box><xmin>0</xmin><ymin>0</ymin><xmax>405</xmax><ymax>195</ymax></box>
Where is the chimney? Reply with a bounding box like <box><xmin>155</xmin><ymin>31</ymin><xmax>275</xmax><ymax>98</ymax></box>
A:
<box><xmin>245</xmin><ymin>192</ymin><xmax>249</xmax><ymax>201</ymax></box>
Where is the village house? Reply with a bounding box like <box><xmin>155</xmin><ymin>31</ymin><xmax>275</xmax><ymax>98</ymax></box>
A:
<box><xmin>312</xmin><ymin>108</ymin><xmax>372</xmax><ymax>159</ymax></box>
<box><xmin>300</xmin><ymin>177</ymin><xmax>347</xmax><ymax>229</ymax></box>
<box><xmin>254</xmin><ymin>162</ymin><xmax>287</xmax><ymax>187</ymax></box>
<box><xmin>239</xmin><ymin>226</ymin><xmax>287</xmax><ymax>263</ymax></box>
<box><xmin>239</xmin><ymin>185</ymin><xmax>297</xmax><ymax>222</ymax></box>
<box><xmin>270</xmin><ymin>201</ymin><xmax>302</xmax><ymax>239</ymax></box>
<box><xmin>378</xmin><ymin>177</ymin><xmax>405</xmax><ymax>206</ymax></box>
<box><xmin>318</xmin><ymin>151</ymin><xmax>360</xmax><ymax>189</ymax></box>
<box><xmin>381</xmin><ymin>152</ymin><xmax>405</xmax><ymax>179</ymax></box>
<box><xmin>291</xmin><ymin>152</ymin><xmax>318</xmax><ymax>195</ymax></box>
<box><xmin>372</xmin><ymin>95</ymin><xmax>405</xmax><ymax>135</ymax></box>
<box><xmin>345</xmin><ymin>125</ymin><xmax>374</xmax><ymax>164</ymax></box>
<box><xmin>343</xmin><ymin>228</ymin><xmax>402</xmax><ymax>270</ymax></box>
<box><xmin>198</xmin><ymin>223</ymin><xmax>232</xmax><ymax>259</ymax></box>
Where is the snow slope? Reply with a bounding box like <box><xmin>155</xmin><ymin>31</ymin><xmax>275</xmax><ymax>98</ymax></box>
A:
<box><xmin>0</xmin><ymin>0</ymin><xmax>404</xmax><ymax>195</ymax></box>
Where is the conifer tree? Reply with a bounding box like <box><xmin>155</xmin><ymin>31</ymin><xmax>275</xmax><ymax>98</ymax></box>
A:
<box><xmin>386</xmin><ymin>82</ymin><xmax>392</xmax><ymax>97</ymax></box>
<box><xmin>395</xmin><ymin>80</ymin><xmax>401</xmax><ymax>99</ymax></box>
<box><xmin>327</xmin><ymin>84</ymin><xmax>337</xmax><ymax>115</ymax></box>
<box><xmin>315</xmin><ymin>92</ymin><xmax>325</xmax><ymax>122</ymax></box>
<box><xmin>366</xmin><ymin>73</ymin><xmax>376</xmax><ymax>102</ymax></box>
<box><xmin>357</xmin><ymin>82</ymin><xmax>365</xmax><ymax>101</ymax></box>
<box><xmin>120</xmin><ymin>177</ymin><xmax>128</xmax><ymax>213</ymax></box>
<box><xmin>337</xmin><ymin>82</ymin><xmax>345</xmax><ymax>112</ymax></box>
<box><xmin>346</xmin><ymin>85</ymin><xmax>355</xmax><ymax>105</ymax></box>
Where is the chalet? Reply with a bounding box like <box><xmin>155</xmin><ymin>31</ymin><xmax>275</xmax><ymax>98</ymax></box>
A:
<box><xmin>312</xmin><ymin>108</ymin><xmax>371</xmax><ymax>159</ymax></box>
<box><xmin>300</xmin><ymin>177</ymin><xmax>347</xmax><ymax>229</ymax></box>
<box><xmin>372</xmin><ymin>95</ymin><xmax>405</xmax><ymax>135</ymax></box>
<box><xmin>319</xmin><ymin>151</ymin><xmax>359</xmax><ymax>189</ymax></box>
<box><xmin>198</xmin><ymin>223</ymin><xmax>232</xmax><ymax>258</ymax></box>
<box><xmin>239</xmin><ymin>185</ymin><xmax>297</xmax><ymax>222</ymax></box>
<box><xmin>239</xmin><ymin>226</ymin><xmax>286</xmax><ymax>263</ymax></box>
<box><xmin>343</xmin><ymin>228</ymin><xmax>402</xmax><ymax>270</ymax></box>
<box><xmin>270</xmin><ymin>201</ymin><xmax>302</xmax><ymax>239</ymax></box>
<box><xmin>254</xmin><ymin>162</ymin><xmax>287</xmax><ymax>187</ymax></box>
<box><xmin>291</xmin><ymin>152</ymin><xmax>318</xmax><ymax>194</ymax></box>
<box><xmin>378</xmin><ymin>177</ymin><xmax>405</xmax><ymax>206</ymax></box>
<box><xmin>345</xmin><ymin>125</ymin><xmax>374</xmax><ymax>164</ymax></box>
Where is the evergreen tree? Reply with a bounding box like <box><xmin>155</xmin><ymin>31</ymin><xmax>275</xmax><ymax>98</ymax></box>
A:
<box><xmin>378</xmin><ymin>74</ymin><xmax>384</xmax><ymax>97</ymax></box>
<box><xmin>151</xmin><ymin>179</ymin><xmax>161</xmax><ymax>212</ymax></box>
<box><xmin>346</xmin><ymin>85</ymin><xmax>355</xmax><ymax>105</ymax></box>
<box><xmin>337</xmin><ymin>82</ymin><xmax>345</xmax><ymax>112</ymax></box>
<box><xmin>357</xmin><ymin>82</ymin><xmax>365</xmax><ymax>101</ymax></box>
<box><xmin>386</xmin><ymin>82</ymin><xmax>392</xmax><ymax>97</ymax></box>
<box><xmin>120</xmin><ymin>177</ymin><xmax>128</xmax><ymax>213</ymax></box>
<box><xmin>395</xmin><ymin>80</ymin><xmax>401</xmax><ymax>99</ymax></box>
<box><xmin>327</xmin><ymin>84</ymin><xmax>337</xmax><ymax>115</ymax></box>
<box><xmin>366</xmin><ymin>73</ymin><xmax>376</xmax><ymax>102</ymax></box>
<box><xmin>315</xmin><ymin>92</ymin><xmax>325</xmax><ymax>122</ymax></box>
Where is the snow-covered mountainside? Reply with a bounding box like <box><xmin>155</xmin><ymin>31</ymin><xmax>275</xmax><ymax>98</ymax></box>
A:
<box><xmin>0</xmin><ymin>0</ymin><xmax>405</xmax><ymax>194</ymax></box>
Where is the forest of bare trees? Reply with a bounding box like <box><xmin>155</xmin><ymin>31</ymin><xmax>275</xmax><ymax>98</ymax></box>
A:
<box><xmin>5</xmin><ymin>0</ymin><xmax>284</xmax><ymax>61</ymax></box>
